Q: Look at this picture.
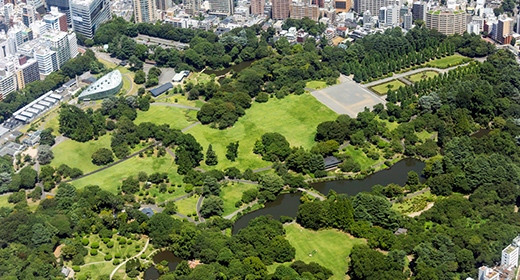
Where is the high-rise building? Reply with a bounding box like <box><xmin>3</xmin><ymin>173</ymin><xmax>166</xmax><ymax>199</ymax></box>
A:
<box><xmin>403</xmin><ymin>11</ymin><xmax>412</xmax><ymax>29</ymax></box>
<box><xmin>354</xmin><ymin>0</ymin><xmax>391</xmax><ymax>15</ymax></box>
<box><xmin>467</xmin><ymin>21</ymin><xmax>480</xmax><ymax>34</ymax></box>
<box><xmin>496</xmin><ymin>16</ymin><xmax>514</xmax><ymax>44</ymax></box>
<box><xmin>15</xmin><ymin>56</ymin><xmax>39</xmax><ymax>89</ymax></box>
<box><xmin>412</xmin><ymin>1</ymin><xmax>427</xmax><ymax>21</ymax></box>
<box><xmin>133</xmin><ymin>0</ymin><xmax>157</xmax><ymax>23</ymax></box>
<box><xmin>335</xmin><ymin>0</ymin><xmax>352</xmax><ymax>12</ymax></box>
<box><xmin>251</xmin><ymin>0</ymin><xmax>264</xmax><ymax>15</ymax></box>
<box><xmin>45</xmin><ymin>0</ymin><xmax>71</xmax><ymax>26</ymax></box>
<box><xmin>68</xmin><ymin>32</ymin><xmax>78</xmax><ymax>59</ymax></box>
<box><xmin>209</xmin><ymin>0</ymin><xmax>234</xmax><ymax>15</ymax></box>
<box><xmin>41</xmin><ymin>30</ymin><xmax>70</xmax><ymax>67</ymax></box>
<box><xmin>22</xmin><ymin>5</ymin><xmax>37</xmax><ymax>28</ymax></box>
<box><xmin>272</xmin><ymin>0</ymin><xmax>290</xmax><ymax>19</ymax></box>
<box><xmin>70</xmin><ymin>0</ymin><xmax>112</xmax><ymax>39</ymax></box>
<box><xmin>312</xmin><ymin>0</ymin><xmax>324</xmax><ymax>8</ymax></box>
<box><xmin>4</xmin><ymin>3</ymin><xmax>13</xmax><ymax>20</ymax></box>
<box><xmin>34</xmin><ymin>46</ymin><xmax>58</xmax><ymax>75</ymax></box>
<box><xmin>0</xmin><ymin>70</ymin><xmax>16</xmax><ymax>99</ymax></box>
<box><xmin>426</xmin><ymin>9</ymin><xmax>466</xmax><ymax>35</ymax></box>
<box><xmin>290</xmin><ymin>3</ymin><xmax>319</xmax><ymax>21</ymax></box>
<box><xmin>385</xmin><ymin>5</ymin><xmax>399</xmax><ymax>26</ymax></box>
<box><xmin>516</xmin><ymin>14</ymin><xmax>520</xmax><ymax>33</ymax></box>
<box><xmin>363</xmin><ymin>9</ymin><xmax>371</xmax><ymax>25</ymax></box>
<box><xmin>501</xmin><ymin>245</ymin><xmax>519</xmax><ymax>267</ymax></box>
<box><xmin>43</xmin><ymin>7</ymin><xmax>68</xmax><ymax>32</ymax></box>
<box><xmin>156</xmin><ymin>0</ymin><xmax>167</xmax><ymax>11</ymax></box>
<box><xmin>185</xmin><ymin>0</ymin><xmax>200</xmax><ymax>15</ymax></box>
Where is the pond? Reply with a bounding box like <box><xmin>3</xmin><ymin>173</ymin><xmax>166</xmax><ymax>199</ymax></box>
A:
<box><xmin>203</xmin><ymin>60</ymin><xmax>256</xmax><ymax>76</ymax></box>
<box><xmin>144</xmin><ymin>251</ymin><xmax>183</xmax><ymax>280</ymax></box>
<box><xmin>232</xmin><ymin>158</ymin><xmax>426</xmax><ymax>234</ymax></box>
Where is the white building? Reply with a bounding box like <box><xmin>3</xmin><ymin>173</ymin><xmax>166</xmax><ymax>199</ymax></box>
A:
<box><xmin>35</xmin><ymin>47</ymin><xmax>58</xmax><ymax>75</ymax></box>
<box><xmin>68</xmin><ymin>32</ymin><xmax>78</xmax><ymax>59</ymax></box>
<box><xmin>501</xmin><ymin>244</ymin><xmax>519</xmax><ymax>267</ymax></box>
<box><xmin>478</xmin><ymin>266</ymin><xmax>499</xmax><ymax>280</ymax></box>
<box><xmin>41</xmin><ymin>30</ymin><xmax>70</xmax><ymax>67</ymax></box>
<box><xmin>467</xmin><ymin>22</ymin><xmax>480</xmax><ymax>34</ymax></box>
<box><xmin>0</xmin><ymin>70</ymin><xmax>16</xmax><ymax>99</ymax></box>
<box><xmin>70</xmin><ymin>0</ymin><xmax>112</xmax><ymax>39</ymax></box>
<box><xmin>403</xmin><ymin>12</ymin><xmax>412</xmax><ymax>29</ymax></box>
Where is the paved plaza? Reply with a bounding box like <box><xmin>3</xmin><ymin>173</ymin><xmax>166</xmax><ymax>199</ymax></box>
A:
<box><xmin>311</xmin><ymin>78</ymin><xmax>386</xmax><ymax>117</ymax></box>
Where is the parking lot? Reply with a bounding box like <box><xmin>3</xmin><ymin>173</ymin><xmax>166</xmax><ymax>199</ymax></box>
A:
<box><xmin>311</xmin><ymin>78</ymin><xmax>386</xmax><ymax>117</ymax></box>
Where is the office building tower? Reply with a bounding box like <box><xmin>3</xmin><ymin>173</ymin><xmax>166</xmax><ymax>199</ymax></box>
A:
<box><xmin>290</xmin><ymin>2</ymin><xmax>319</xmax><ymax>21</ymax></box>
<box><xmin>185</xmin><ymin>0</ymin><xmax>200</xmax><ymax>15</ymax></box>
<box><xmin>385</xmin><ymin>5</ymin><xmax>399</xmax><ymax>26</ymax></box>
<box><xmin>15</xmin><ymin>56</ymin><xmax>39</xmax><ymax>89</ymax></box>
<box><xmin>22</xmin><ymin>5</ymin><xmax>37</xmax><ymax>28</ymax></box>
<box><xmin>156</xmin><ymin>0</ymin><xmax>166</xmax><ymax>11</ymax></box>
<box><xmin>354</xmin><ymin>0</ymin><xmax>391</xmax><ymax>15</ymax></box>
<box><xmin>70</xmin><ymin>0</ymin><xmax>112</xmax><ymax>39</ymax></box>
<box><xmin>209</xmin><ymin>0</ymin><xmax>234</xmax><ymax>15</ymax></box>
<box><xmin>412</xmin><ymin>1</ymin><xmax>426</xmax><ymax>21</ymax></box>
<box><xmin>403</xmin><ymin>11</ymin><xmax>412</xmax><ymax>29</ymax></box>
<box><xmin>0</xmin><ymin>70</ymin><xmax>15</xmax><ymax>99</ymax></box>
<box><xmin>312</xmin><ymin>0</ymin><xmax>323</xmax><ymax>8</ymax></box>
<box><xmin>497</xmin><ymin>16</ymin><xmax>514</xmax><ymax>44</ymax></box>
<box><xmin>4</xmin><ymin>3</ymin><xmax>13</xmax><ymax>20</ymax></box>
<box><xmin>335</xmin><ymin>0</ymin><xmax>351</xmax><ymax>12</ymax></box>
<box><xmin>399</xmin><ymin>5</ymin><xmax>407</xmax><ymax>18</ymax></box>
<box><xmin>68</xmin><ymin>32</ymin><xmax>78</xmax><ymax>59</ymax></box>
<box><xmin>426</xmin><ymin>9</ymin><xmax>466</xmax><ymax>35</ymax></box>
<box><xmin>41</xmin><ymin>30</ymin><xmax>70</xmax><ymax>67</ymax></box>
<box><xmin>467</xmin><ymin>21</ymin><xmax>479</xmax><ymax>34</ymax></box>
<box><xmin>363</xmin><ymin>9</ymin><xmax>371</xmax><ymax>25</ymax></box>
<box><xmin>35</xmin><ymin>47</ymin><xmax>58</xmax><ymax>75</ymax></box>
<box><xmin>133</xmin><ymin>0</ymin><xmax>157</xmax><ymax>23</ymax></box>
<box><xmin>251</xmin><ymin>0</ymin><xmax>264</xmax><ymax>15</ymax></box>
<box><xmin>501</xmin><ymin>245</ymin><xmax>519</xmax><ymax>267</ymax></box>
<box><xmin>45</xmin><ymin>0</ymin><xmax>71</xmax><ymax>26</ymax></box>
<box><xmin>43</xmin><ymin>7</ymin><xmax>68</xmax><ymax>32</ymax></box>
<box><xmin>272</xmin><ymin>0</ymin><xmax>290</xmax><ymax>19</ymax></box>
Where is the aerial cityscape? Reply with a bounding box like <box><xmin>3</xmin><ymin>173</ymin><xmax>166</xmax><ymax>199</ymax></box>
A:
<box><xmin>0</xmin><ymin>0</ymin><xmax>518</xmax><ymax>278</ymax></box>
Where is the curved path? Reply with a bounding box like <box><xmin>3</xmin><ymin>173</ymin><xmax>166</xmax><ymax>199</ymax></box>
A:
<box><xmin>122</xmin><ymin>74</ymin><xmax>134</xmax><ymax>95</ymax></box>
<box><xmin>151</xmin><ymin>103</ymin><xmax>200</xmax><ymax>111</ymax></box>
<box><xmin>223</xmin><ymin>201</ymin><xmax>256</xmax><ymax>220</ymax></box>
<box><xmin>110</xmin><ymin>238</ymin><xmax>150</xmax><ymax>280</ymax></box>
<box><xmin>297</xmin><ymin>188</ymin><xmax>325</xmax><ymax>201</ymax></box>
<box><xmin>196</xmin><ymin>195</ymin><xmax>206</xmax><ymax>223</ymax></box>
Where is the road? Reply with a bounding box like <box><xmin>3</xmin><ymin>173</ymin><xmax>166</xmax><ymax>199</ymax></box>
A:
<box><xmin>110</xmin><ymin>238</ymin><xmax>149</xmax><ymax>279</ymax></box>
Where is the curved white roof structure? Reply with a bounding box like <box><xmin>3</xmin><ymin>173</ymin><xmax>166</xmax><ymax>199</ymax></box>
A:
<box><xmin>78</xmin><ymin>70</ymin><xmax>123</xmax><ymax>101</ymax></box>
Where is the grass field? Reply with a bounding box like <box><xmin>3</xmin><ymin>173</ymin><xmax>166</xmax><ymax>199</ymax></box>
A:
<box><xmin>342</xmin><ymin>145</ymin><xmax>379</xmax><ymax>170</ymax></box>
<box><xmin>50</xmin><ymin>134</ymin><xmax>112</xmax><ymax>174</ymax></box>
<box><xmin>43</xmin><ymin>115</ymin><xmax>60</xmax><ymax>136</ymax></box>
<box><xmin>370</xmin><ymin>80</ymin><xmax>407</xmax><ymax>95</ymax></box>
<box><xmin>427</xmin><ymin>55</ymin><xmax>471</xmax><ymax>68</ymax></box>
<box><xmin>135</xmin><ymin>105</ymin><xmax>197</xmax><ymax>130</ymax></box>
<box><xmin>0</xmin><ymin>195</ymin><xmax>10</xmax><ymax>209</ymax></box>
<box><xmin>161</xmin><ymin>94</ymin><xmax>205</xmax><ymax>108</ymax></box>
<box><xmin>374</xmin><ymin>116</ymin><xmax>398</xmax><ymax>132</ymax></box>
<box><xmin>99</xmin><ymin>58</ymin><xmax>117</xmax><ymax>69</ymax></box>
<box><xmin>188</xmin><ymin>93</ymin><xmax>337</xmax><ymax>171</ymax></box>
<box><xmin>188</xmin><ymin>72</ymin><xmax>213</xmax><ymax>85</ymax></box>
<box><xmin>176</xmin><ymin>195</ymin><xmax>198</xmax><ymax>216</ymax></box>
<box><xmin>416</xmin><ymin>130</ymin><xmax>436</xmax><ymax>141</ymax></box>
<box><xmin>71</xmin><ymin>153</ymin><xmax>184</xmax><ymax>193</ymax></box>
<box><xmin>282</xmin><ymin>223</ymin><xmax>366</xmax><ymax>280</ymax></box>
<box><xmin>392</xmin><ymin>190</ymin><xmax>436</xmax><ymax>215</ymax></box>
<box><xmin>122</xmin><ymin>76</ymin><xmax>131</xmax><ymax>93</ymax></box>
<box><xmin>405</xmin><ymin>71</ymin><xmax>439</xmax><ymax>83</ymax></box>
<box><xmin>306</xmin><ymin>80</ymin><xmax>328</xmax><ymax>90</ymax></box>
<box><xmin>220</xmin><ymin>182</ymin><xmax>258</xmax><ymax>216</ymax></box>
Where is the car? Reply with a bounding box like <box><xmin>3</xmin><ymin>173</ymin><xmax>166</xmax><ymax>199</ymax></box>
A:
<box><xmin>119</xmin><ymin>61</ymin><xmax>128</xmax><ymax>66</ymax></box>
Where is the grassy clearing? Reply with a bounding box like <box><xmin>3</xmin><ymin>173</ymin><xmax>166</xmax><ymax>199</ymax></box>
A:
<box><xmin>122</xmin><ymin>77</ymin><xmax>131</xmax><ymax>92</ymax></box>
<box><xmin>392</xmin><ymin>190</ymin><xmax>437</xmax><ymax>214</ymax></box>
<box><xmin>341</xmin><ymin>145</ymin><xmax>378</xmax><ymax>170</ymax></box>
<box><xmin>44</xmin><ymin>115</ymin><xmax>60</xmax><ymax>136</ymax></box>
<box><xmin>282</xmin><ymin>223</ymin><xmax>366</xmax><ymax>280</ymax></box>
<box><xmin>374</xmin><ymin>116</ymin><xmax>398</xmax><ymax>132</ymax></box>
<box><xmin>135</xmin><ymin>105</ymin><xmax>196</xmax><ymax>130</ymax></box>
<box><xmin>148</xmin><ymin>185</ymin><xmax>188</xmax><ymax>204</ymax></box>
<box><xmin>306</xmin><ymin>80</ymin><xmax>328</xmax><ymax>90</ymax></box>
<box><xmin>175</xmin><ymin>194</ymin><xmax>199</xmax><ymax>216</ymax></box>
<box><xmin>188</xmin><ymin>72</ymin><xmax>212</xmax><ymax>85</ymax></box>
<box><xmin>427</xmin><ymin>55</ymin><xmax>470</xmax><ymax>68</ymax></box>
<box><xmin>50</xmin><ymin>134</ymin><xmax>112</xmax><ymax>174</ymax></box>
<box><xmin>405</xmin><ymin>71</ymin><xmax>439</xmax><ymax>83</ymax></box>
<box><xmin>188</xmin><ymin>93</ymin><xmax>337</xmax><ymax>171</ymax></box>
<box><xmin>161</xmin><ymin>94</ymin><xmax>205</xmax><ymax>108</ymax></box>
<box><xmin>416</xmin><ymin>130</ymin><xmax>436</xmax><ymax>141</ymax></box>
<box><xmin>71</xmin><ymin>153</ymin><xmax>183</xmax><ymax>193</ymax></box>
<box><xmin>220</xmin><ymin>182</ymin><xmax>258</xmax><ymax>216</ymax></box>
<box><xmin>0</xmin><ymin>195</ymin><xmax>10</xmax><ymax>209</ymax></box>
<box><xmin>370</xmin><ymin>80</ymin><xmax>407</xmax><ymax>95</ymax></box>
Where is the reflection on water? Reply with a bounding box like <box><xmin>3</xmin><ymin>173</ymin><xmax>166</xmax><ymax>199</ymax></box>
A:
<box><xmin>144</xmin><ymin>251</ymin><xmax>183</xmax><ymax>280</ymax></box>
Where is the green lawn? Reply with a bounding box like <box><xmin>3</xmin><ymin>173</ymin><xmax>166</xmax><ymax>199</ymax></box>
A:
<box><xmin>161</xmin><ymin>94</ymin><xmax>205</xmax><ymax>108</ymax></box>
<box><xmin>135</xmin><ymin>105</ymin><xmax>197</xmax><ymax>130</ymax></box>
<box><xmin>392</xmin><ymin>190</ymin><xmax>437</xmax><ymax>215</ymax></box>
<box><xmin>306</xmin><ymin>80</ymin><xmax>328</xmax><ymax>90</ymax></box>
<box><xmin>220</xmin><ymin>182</ymin><xmax>258</xmax><ymax>216</ymax></box>
<box><xmin>75</xmin><ymin>262</ymin><xmax>115</xmax><ymax>280</ymax></box>
<box><xmin>417</xmin><ymin>130</ymin><xmax>436</xmax><ymax>141</ymax></box>
<box><xmin>0</xmin><ymin>195</ymin><xmax>10</xmax><ymax>209</ymax></box>
<box><xmin>44</xmin><ymin>115</ymin><xmax>60</xmax><ymax>136</ymax></box>
<box><xmin>50</xmin><ymin>134</ymin><xmax>112</xmax><ymax>174</ymax></box>
<box><xmin>374</xmin><ymin>116</ymin><xmax>398</xmax><ymax>132</ymax></box>
<box><xmin>149</xmin><ymin>185</ymin><xmax>188</xmax><ymax>204</ymax></box>
<box><xmin>71</xmin><ymin>153</ymin><xmax>183</xmax><ymax>193</ymax></box>
<box><xmin>370</xmin><ymin>80</ymin><xmax>407</xmax><ymax>95</ymax></box>
<box><xmin>122</xmin><ymin>77</ymin><xmax>131</xmax><ymax>93</ymax></box>
<box><xmin>188</xmin><ymin>93</ymin><xmax>337</xmax><ymax>171</ymax></box>
<box><xmin>405</xmin><ymin>71</ymin><xmax>439</xmax><ymax>83</ymax></box>
<box><xmin>188</xmin><ymin>72</ymin><xmax>213</xmax><ymax>85</ymax></box>
<box><xmin>99</xmin><ymin>58</ymin><xmax>117</xmax><ymax>69</ymax></box>
<box><xmin>341</xmin><ymin>145</ymin><xmax>379</xmax><ymax>170</ymax></box>
<box><xmin>176</xmin><ymin>194</ymin><xmax>198</xmax><ymax>216</ymax></box>
<box><xmin>427</xmin><ymin>55</ymin><xmax>471</xmax><ymax>68</ymax></box>
<box><xmin>281</xmin><ymin>223</ymin><xmax>366</xmax><ymax>280</ymax></box>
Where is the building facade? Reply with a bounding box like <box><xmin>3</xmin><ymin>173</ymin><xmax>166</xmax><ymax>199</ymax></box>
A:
<box><xmin>335</xmin><ymin>0</ymin><xmax>352</xmax><ymax>13</ymax></box>
<box><xmin>251</xmin><ymin>0</ymin><xmax>264</xmax><ymax>15</ymax></box>
<box><xmin>15</xmin><ymin>57</ymin><xmax>39</xmax><ymax>89</ymax></box>
<box><xmin>272</xmin><ymin>0</ymin><xmax>290</xmax><ymax>19</ymax></box>
<box><xmin>70</xmin><ymin>0</ymin><xmax>112</xmax><ymax>39</ymax></box>
<box><xmin>403</xmin><ymin>11</ymin><xmax>412</xmax><ymax>29</ymax></box>
<box><xmin>290</xmin><ymin>3</ymin><xmax>319</xmax><ymax>21</ymax></box>
<box><xmin>45</xmin><ymin>0</ymin><xmax>71</xmax><ymax>26</ymax></box>
<box><xmin>354</xmin><ymin>0</ymin><xmax>391</xmax><ymax>15</ymax></box>
<box><xmin>412</xmin><ymin>1</ymin><xmax>427</xmax><ymax>21</ymax></box>
<box><xmin>41</xmin><ymin>30</ymin><xmax>70</xmax><ymax>67</ymax></box>
<box><xmin>35</xmin><ymin>47</ymin><xmax>58</xmax><ymax>75</ymax></box>
<box><xmin>497</xmin><ymin>16</ymin><xmax>513</xmax><ymax>44</ymax></box>
<box><xmin>501</xmin><ymin>245</ymin><xmax>519</xmax><ymax>267</ymax></box>
<box><xmin>209</xmin><ymin>0</ymin><xmax>234</xmax><ymax>15</ymax></box>
<box><xmin>43</xmin><ymin>7</ymin><xmax>68</xmax><ymax>32</ymax></box>
<box><xmin>133</xmin><ymin>0</ymin><xmax>157</xmax><ymax>23</ymax></box>
<box><xmin>426</xmin><ymin>9</ymin><xmax>466</xmax><ymax>35</ymax></box>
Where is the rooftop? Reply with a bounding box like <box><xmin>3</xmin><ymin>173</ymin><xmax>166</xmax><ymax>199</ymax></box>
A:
<box><xmin>78</xmin><ymin>70</ymin><xmax>122</xmax><ymax>99</ymax></box>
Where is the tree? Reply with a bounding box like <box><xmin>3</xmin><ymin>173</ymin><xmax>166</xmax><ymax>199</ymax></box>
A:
<box><xmin>134</xmin><ymin>70</ymin><xmax>146</xmax><ymax>84</ymax></box>
<box><xmin>37</xmin><ymin>145</ymin><xmax>54</xmax><ymax>165</ymax></box>
<box><xmin>226</xmin><ymin>141</ymin><xmax>239</xmax><ymax>161</ymax></box>
<box><xmin>91</xmin><ymin>148</ymin><xmax>114</xmax><ymax>165</ymax></box>
<box><xmin>202</xmin><ymin>176</ymin><xmax>221</xmax><ymax>196</ymax></box>
<box><xmin>31</xmin><ymin>223</ymin><xmax>53</xmax><ymax>246</ymax></box>
<box><xmin>405</xmin><ymin>171</ymin><xmax>420</xmax><ymax>191</ymax></box>
<box><xmin>39</xmin><ymin>129</ymin><xmax>55</xmax><ymax>146</ymax></box>
<box><xmin>128</xmin><ymin>55</ymin><xmax>143</xmax><ymax>70</ymax></box>
<box><xmin>259</xmin><ymin>173</ymin><xmax>284</xmax><ymax>194</ymax></box>
<box><xmin>200</xmin><ymin>195</ymin><xmax>224</xmax><ymax>218</ymax></box>
<box><xmin>205</xmin><ymin>144</ymin><xmax>218</xmax><ymax>166</ymax></box>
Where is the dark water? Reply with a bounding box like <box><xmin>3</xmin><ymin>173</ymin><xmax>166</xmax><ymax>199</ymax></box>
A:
<box><xmin>203</xmin><ymin>60</ymin><xmax>256</xmax><ymax>76</ymax></box>
<box><xmin>470</xmin><ymin>129</ymin><xmax>492</xmax><ymax>139</ymax></box>
<box><xmin>312</xmin><ymin>158</ymin><xmax>426</xmax><ymax>196</ymax></box>
<box><xmin>144</xmin><ymin>251</ymin><xmax>183</xmax><ymax>280</ymax></box>
<box><xmin>232</xmin><ymin>158</ymin><xmax>426</xmax><ymax>234</ymax></box>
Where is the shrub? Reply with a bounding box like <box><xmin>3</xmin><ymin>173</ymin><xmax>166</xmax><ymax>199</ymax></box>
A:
<box><xmin>81</xmin><ymin>238</ymin><xmax>89</xmax><ymax>246</ymax></box>
<box><xmin>102</xmin><ymin>238</ymin><xmax>110</xmax><ymax>244</ymax></box>
<box><xmin>127</xmin><ymin>240</ymin><xmax>132</xmax><ymax>245</ymax></box>
<box><xmin>90</xmin><ymin>249</ymin><xmax>98</xmax><ymax>256</ymax></box>
<box><xmin>113</xmin><ymin>259</ymin><xmax>120</xmax><ymax>265</ymax></box>
<box><xmin>107</xmin><ymin>241</ymin><xmax>114</xmax><ymax>248</ymax></box>
<box><xmin>140</xmin><ymin>254</ymin><xmax>146</xmax><ymax>259</ymax></box>
<box><xmin>118</xmin><ymin>238</ymin><xmax>126</xmax><ymax>245</ymax></box>
<box><xmin>280</xmin><ymin>216</ymin><xmax>294</xmax><ymax>223</ymax></box>
<box><xmin>91</xmin><ymin>242</ymin><xmax>99</xmax><ymax>249</ymax></box>
<box><xmin>73</xmin><ymin>266</ymin><xmax>80</xmax><ymax>272</ymax></box>
<box><xmin>115</xmin><ymin>253</ymin><xmax>121</xmax><ymax>259</ymax></box>
<box><xmin>78</xmin><ymin>275</ymin><xmax>87</xmax><ymax>280</ymax></box>
<box><xmin>104</xmin><ymin>254</ymin><xmax>113</xmax><ymax>261</ymax></box>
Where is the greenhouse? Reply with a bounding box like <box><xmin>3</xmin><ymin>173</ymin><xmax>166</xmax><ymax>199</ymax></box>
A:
<box><xmin>78</xmin><ymin>70</ymin><xmax>123</xmax><ymax>101</ymax></box>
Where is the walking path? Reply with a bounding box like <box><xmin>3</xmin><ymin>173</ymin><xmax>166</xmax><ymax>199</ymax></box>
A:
<box><xmin>407</xmin><ymin>202</ymin><xmax>435</xmax><ymax>217</ymax></box>
<box><xmin>110</xmin><ymin>238</ymin><xmax>150</xmax><ymax>280</ymax></box>
<box><xmin>252</xmin><ymin>166</ymin><xmax>272</xmax><ymax>173</ymax></box>
<box><xmin>297</xmin><ymin>188</ymin><xmax>325</xmax><ymax>201</ymax></box>
<box><xmin>196</xmin><ymin>195</ymin><xmax>206</xmax><ymax>223</ymax></box>
<box><xmin>390</xmin><ymin>188</ymin><xmax>431</xmax><ymax>203</ymax></box>
<box><xmin>181</xmin><ymin>122</ymin><xmax>200</xmax><ymax>132</ymax></box>
<box><xmin>151</xmin><ymin>103</ymin><xmax>200</xmax><ymax>111</ymax></box>
<box><xmin>223</xmin><ymin>201</ymin><xmax>256</xmax><ymax>220</ymax></box>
